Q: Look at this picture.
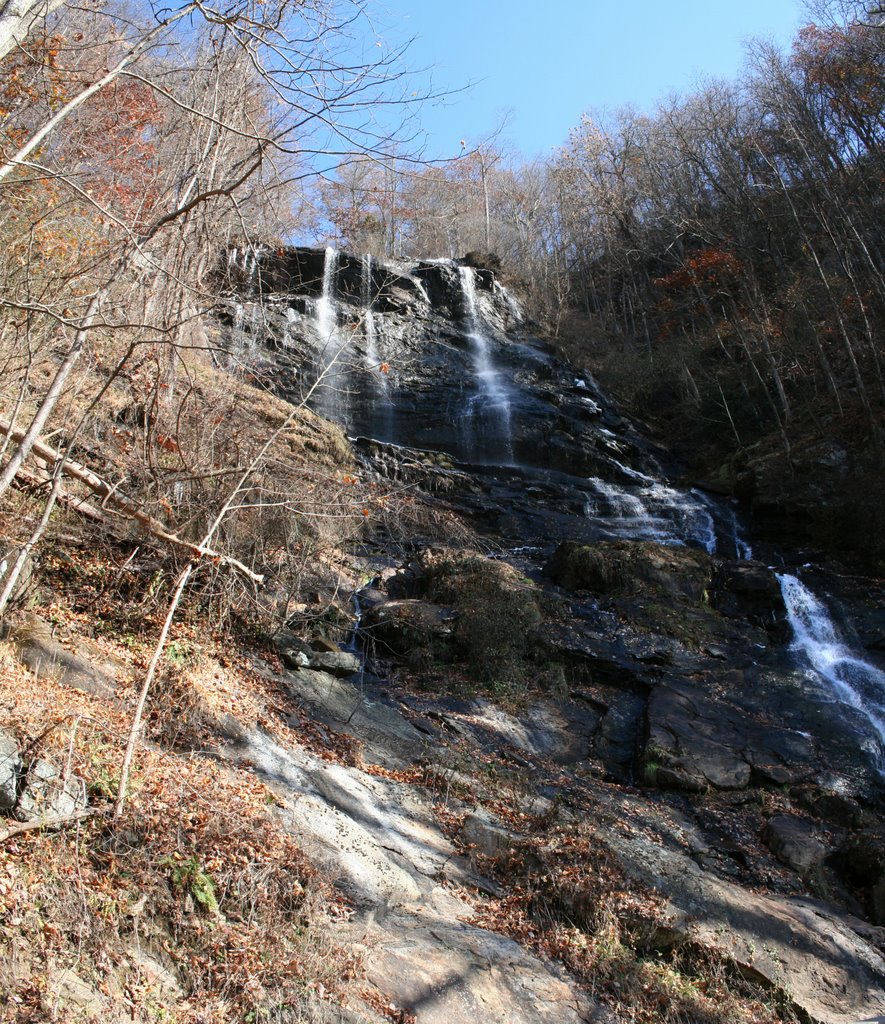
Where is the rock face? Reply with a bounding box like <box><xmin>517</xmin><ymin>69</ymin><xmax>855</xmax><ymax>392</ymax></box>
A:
<box><xmin>606</xmin><ymin>817</ymin><xmax>885</xmax><ymax>1024</ymax></box>
<box><xmin>223</xmin><ymin>729</ymin><xmax>596</xmax><ymax>1024</ymax></box>
<box><xmin>220</xmin><ymin>245</ymin><xmax>885</xmax><ymax>1023</ymax></box>
<box><xmin>3</xmin><ymin>615</ymin><xmax>116</xmax><ymax>697</ymax></box>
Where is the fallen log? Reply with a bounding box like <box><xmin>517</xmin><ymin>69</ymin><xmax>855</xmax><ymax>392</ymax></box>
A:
<box><xmin>0</xmin><ymin>418</ymin><xmax>264</xmax><ymax>584</ymax></box>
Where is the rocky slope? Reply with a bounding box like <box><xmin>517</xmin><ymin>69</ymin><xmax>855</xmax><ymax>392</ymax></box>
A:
<box><xmin>208</xmin><ymin>244</ymin><xmax>885</xmax><ymax>1022</ymax></box>
<box><xmin>3</xmin><ymin>245</ymin><xmax>884</xmax><ymax>1024</ymax></box>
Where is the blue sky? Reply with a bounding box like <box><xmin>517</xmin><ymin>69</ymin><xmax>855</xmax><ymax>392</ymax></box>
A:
<box><xmin>370</xmin><ymin>0</ymin><xmax>804</xmax><ymax>159</ymax></box>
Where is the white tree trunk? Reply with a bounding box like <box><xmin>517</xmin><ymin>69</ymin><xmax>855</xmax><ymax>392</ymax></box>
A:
<box><xmin>0</xmin><ymin>0</ymin><xmax>66</xmax><ymax>62</ymax></box>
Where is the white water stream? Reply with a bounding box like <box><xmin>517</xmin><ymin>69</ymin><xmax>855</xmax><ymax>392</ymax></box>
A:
<box><xmin>778</xmin><ymin>574</ymin><xmax>885</xmax><ymax>744</ymax></box>
<box><xmin>361</xmin><ymin>254</ymin><xmax>381</xmax><ymax>372</ymax></box>
<box><xmin>309</xmin><ymin>247</ymin><xmax>351</xmax><ymax>420</ymax></box>
<box><xmin>583</xmin><ymin>476</ymin><xmax>718</xmax><ymax>553</ymax></box>
<box><xmin>458</xmin><ymin>265</ymin><xmax>514</xmax><ymax>462</ymax></box>
<box><xmin>314</xmin><ymin>246</ymin><xmax>339</xmax><ymax>348</ymax></box>
<box><xmin>362</xmin><ymin>253</ymin><xmax>394</xmax><ymax>440</ymax></box>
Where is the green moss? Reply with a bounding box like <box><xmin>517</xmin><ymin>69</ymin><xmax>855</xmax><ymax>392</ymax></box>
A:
<box><xmin>422</xmin><ymin>553</ymin><xmax>544</xmax><ymax>691</ymax></box>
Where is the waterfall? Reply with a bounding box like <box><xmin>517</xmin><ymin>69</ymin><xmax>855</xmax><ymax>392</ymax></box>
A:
<box><xmin>228</xmin><ymin>300</ymin><xmax>262</xmax><ymax>364</ymax></box>
<box><xmin>494</xmin><ymin>279</ymin><xmax>524</xmax><ymax>324</ymax></box>
<box><xmin>458</xmin><ymin>265</ymin><xmax>514</xmax><ymax>463</ymax></box>
<box><xmin>583</xmin><ymin>476</ymin><xmax>717</xmax><ymax>553</ymax></box>
<box><xmin>282</xmin><ymin>307</ymin><xmax>298</xmax><ymax>350</ymax></box>
<box><xmin>362</xmin><ymin>254</ymin><xmax>394</xmax><ymax>441</ymax></box>
<box><xmin>361</xmin><ymin>254</ymin><xmax>381</xmax><ymax>372</ymax></box>
<box><xmin>309</xmin><ymin>247</ymin><xmax>350</xmax><ymax>420</ymax></box>
<box><xmin>314</xmin><ymin>246</ymin><xmax>339</xmax><ymax>348</ymax></box>
<box><xmin>723</xmin><ymin>504</ymin><xmax>753</xmax><ymax>560</ymax></box>
<box><xmin>778</xmin><ymin>574</ymin><xmax>885</xmax><ymax>745</ymax></box>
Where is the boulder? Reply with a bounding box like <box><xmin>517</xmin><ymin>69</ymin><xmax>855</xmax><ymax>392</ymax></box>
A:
<box><xmin>360</xmin><ymin>600</ymin><xmax>454</xmax><ymax>658</ymax></box>
<box><xmin>546</xmin><ymin>539</ymin><xmax>710</xmax><ymax>603</ymax></box>
<box><xmin>308</xmin><ymin>650</ymin><xmax>361</xmax><ymax>676</ymax></box>
<box><xmin>0</xmin><ymin>728</ymin><xmax>20</xmax><ymax>810</ymax></box>
<box><xmin>764</xmin><ymin>814</ymin><xmax>828</xmax><ymax>875</ymax></box>
<box><xmin>282</xmin><ymin>648</ymin><xmax>310</xmax><ymax>669</ymax></box>
<box><xmin>13</xmin><ymin>758</ymin><xmax>88</xmax><ymax>823</ymax></box>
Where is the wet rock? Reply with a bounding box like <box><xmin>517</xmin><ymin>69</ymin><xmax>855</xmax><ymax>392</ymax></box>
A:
<box><xmin>641</xmin><ymin>677</ymin><xmax>820</xmax><ymax>794</ymax></box>
<box><xmin>0</xmin><ymin>728</ymin><xmax>20</xmax><ymax>810</ymax></box>
<box><xmin>797</xmin><ymin>787</ymin><xmax>866</xmax><ymax>829</ymax></box>
<box><xmin>594</xmin><ymin>693</ymin><xmax>646</xmax><ymax>779</ymax></box>
<box><xmin>764</xmin><ymin>814</ymin><xmax>828</xmax><ymax>874</ymax></box>
<box><xmin>711</xmin><ymin>560</ymin><xmax>788</xmax><ymax>636</ymax></box>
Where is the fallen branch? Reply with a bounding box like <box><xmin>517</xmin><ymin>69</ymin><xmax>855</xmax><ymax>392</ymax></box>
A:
<box><xmin>12</xmin><ymin>466</ymin><xmax>106</xmax><ymax>522</ymax></box>
<box><xmin>0</xmin><ymin>807</ymin><xmax>100</xmax><ymax>843</ymax></box>
<box><xmin>0</xmin><ymin>418</ymin><xmax>263</xmax><ymax>584</ymax></box>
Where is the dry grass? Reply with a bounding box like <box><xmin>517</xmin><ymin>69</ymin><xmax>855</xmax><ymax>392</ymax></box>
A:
<box><xmin>470</xmin><ymin>824</ymin><xmax>795</xmax><ymax>1024</ymax></box>
<box><xmin>0</xmin><ymin>589</ymin><xmax>375</xmax><ymax>1024</ymax></box>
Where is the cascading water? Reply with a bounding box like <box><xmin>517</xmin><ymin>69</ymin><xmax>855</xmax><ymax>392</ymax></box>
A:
<box><xmin>583</xmin><ymin>476</ymin><xmax>718</xmax><ymax>552</ymax></box>
<box><xmin>310</xmin><ymin>247</ymin><xmax>349</xmax><ymax>420</ymax></box>
<box><xmin>458</xmin><ymin>265</ymin><xmax>514</xmax><ymax>464</ymax></box>
<box><xmin>494</xmin><ymin>280</ymin><xmax>524</xmax><ymax>324</ymax></box>
<box><xmin>361</xmin><ymin>254</ymin><xmax>380</xmax><ymax>372</ymax></box>
<box><xmin>314</xmin><ymin>246</ymin><xmax>339</xmax><ymax>349</ymax></box>
<box><xmin>361</xmin><ymin>253</ymin><xmax>393</xmax><ymax>441</ymax></box>
<box><xmin>778</xmin><ymin>574</ymin><xmax>885</xmax><ymax>746</ymax></box>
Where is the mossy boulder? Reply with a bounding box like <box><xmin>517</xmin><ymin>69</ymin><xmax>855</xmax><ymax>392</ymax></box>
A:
<box><xmin>361</xmin><ymin>599</ymin><xmax>455</xmax><ymax>658</ymax></box>
<box><xmin>382</xmin><ymin>548</ymin><xmax>544</xmax><ymax>690</ymax></box>
<box><xmin>546</xmin><ymin>540</ymin><xmax>711</xmax><ymax>602</ymax></box>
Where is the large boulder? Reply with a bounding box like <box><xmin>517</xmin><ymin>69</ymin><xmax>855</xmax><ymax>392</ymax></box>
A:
<box><xmin>546</xmin><ymin>540</ymin><xmax>710</xmax><ymax>602</ymax></box>
<box><xmin>360</xmin><ymin>599</ymin><xmax>455</xmax><ymax>658</ymax></box>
